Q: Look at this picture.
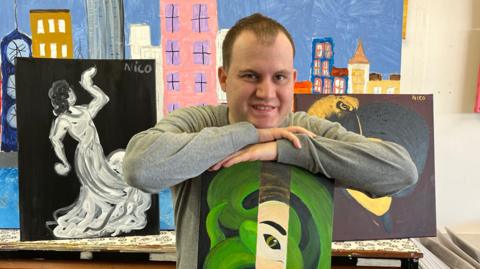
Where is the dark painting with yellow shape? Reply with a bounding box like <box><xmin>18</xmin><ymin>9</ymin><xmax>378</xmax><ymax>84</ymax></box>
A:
<box><xmin>295</xmin><ymin>94</ymin><xmax>435</xmax><ymax>241</ymax></box>
<box><xmin>197</xmin><ymin>161</ymin><xmax>334</xmax><ymax>269</ymax></box>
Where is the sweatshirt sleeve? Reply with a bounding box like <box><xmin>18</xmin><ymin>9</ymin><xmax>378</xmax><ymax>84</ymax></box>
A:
<box><xmin>276</xmin><ymin>112</ymin><xmax>418</xmax><ymax>197</ymax></box>
<box><xmin>123</xmin><ymin>106</ymin><xmax>258</xmax><ymax>193</ymax></box>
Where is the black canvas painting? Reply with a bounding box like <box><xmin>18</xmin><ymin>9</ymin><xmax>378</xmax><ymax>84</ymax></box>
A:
<box><xmin>16</xmin><ymin>58</ymin><xmax>158</xmax><ymax>241</ymax></box>
<box><xmin>294</xmin><ymin>94</ymin><xmax>436</xmax><ymax>241</ymax></box>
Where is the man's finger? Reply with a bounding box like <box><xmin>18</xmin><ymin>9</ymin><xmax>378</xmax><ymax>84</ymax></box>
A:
<box><xmin>222</xmin><ymin>152</ymin><xmax>250</xmax><ymax>168</ymax></box>
<box><xmin>209</xmin><ymin>156</ymin><xmax>231</xmax><ymax>171</ymax></box>
<box><xmin>210</xmin><ymin>149</ymin><xmax>245</xmax><ymax>171</ymax></box>
<box><xmin>282</xmin><ymin>130</ymin><xmax>302</xmax><ymax>149</ymax></box>
<box><xmin>287</xmin><ymin>126</ymin><xmax>316</xmax><ymax>137</ymax></box>
<box><xmin>208</xmin><ymin>162</ymin><xmax>222</xmax><ymax>171</ymax></box>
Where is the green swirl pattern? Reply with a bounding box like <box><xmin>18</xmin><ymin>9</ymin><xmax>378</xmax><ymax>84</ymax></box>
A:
<box><xmin>201</xmin><ymin>161</ymin><xmax>333</xmax><ymax>269</ymax></box>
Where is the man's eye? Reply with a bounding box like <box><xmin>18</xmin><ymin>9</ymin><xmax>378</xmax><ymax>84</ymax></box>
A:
<box><xmin>275</xmin><ymin>75</ymin><xmax>287</xmax><ymax>81</ymax></box>
<box><xmin>241</xmin><ymin>73</ymin><xmax>257</xmax><ymax>80</ymax></box>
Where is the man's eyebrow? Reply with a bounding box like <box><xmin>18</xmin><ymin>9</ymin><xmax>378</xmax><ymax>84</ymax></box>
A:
<box><xmin>237</xmin><ymin>69</ymin><xmax>258</xmax><ymax>73</ymax></box>
<box><xmin>260</xmin><ymin>220</ymin><xmax>287</xmax><ymax>235</ymax></box>
<box><xmin>237</xmin><ymin>69</ymin><xmax>291</xmax><ymax>74</ymax></box>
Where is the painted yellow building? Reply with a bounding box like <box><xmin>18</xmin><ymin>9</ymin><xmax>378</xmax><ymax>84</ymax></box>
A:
<box><xmin>30</xmin><ymin>10</ymin><xmax>73</xmax><ymax>58</ymax></box>
<box><xmin>348</xmin><ymin>40</ymin><xmax>370</xmax><ymax>94</ymax></box>
<box><xmin>367</xmin><ymin>79</ymin><xmax>400</xmax><ymax>94</ymax></box>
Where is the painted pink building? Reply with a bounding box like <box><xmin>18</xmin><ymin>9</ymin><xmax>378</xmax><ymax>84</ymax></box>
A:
<box><xmin>160</xmin><ymin>0</ymin><xmax>218</xmax><ymax>115</ymax></box>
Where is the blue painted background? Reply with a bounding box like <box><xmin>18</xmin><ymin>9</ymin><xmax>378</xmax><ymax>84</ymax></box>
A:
<box><xmin>0</xmin><ymin>0</ymin><xmax>402</xmax><ymax>80</ymax></box>
<box><xmin>0</xmin><ymin>168</ymin><xmax>19</xmax><ymax>227</ymax></box>
<box><xmin>0</xmin><ymin>0</ymin><xmax>403</xmax><ymax>230</ymax></box>
<box><xmin>0</xmin><ymin>0</ymin><xmax>160</xmax><ymax>59</ymax></box>
<box><xmin>159</xmin><ymin>188</ymin><xmax>174</xmax><ymax>230</ymax></box>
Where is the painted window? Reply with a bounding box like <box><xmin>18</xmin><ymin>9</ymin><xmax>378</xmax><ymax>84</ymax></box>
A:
<box><xmin>386</xmin><ymin>87</ymin><xmax>396</xmax><ymax>94</ymax></box>
<box><xmin>39</xmin><ymin>43</ymin><xmax>46</xmax><ymax>56</ymax></box>
<box><xmin>192</xmin><ymin>4</ymin><xmax>209</xmax><ymax>32</ymax></box>
<box><xmin>334</xmin><ymin>77</ymin><xmax>345</xmax><ymax>93</ymax></box>
<box><xmin>313</xmin><ymin>78</ymin><xmax>322</xmax><ymax>93</ymax></box>
<box><xmin>37</xmin><ymin>20</ymin><xmax>45</xmax><ymax>34</ymax></box>
<box><xmin>61</xmin><ymin>44</ymin><xmax>68</xmax><ymax>58</ymax></box>
<box><xmin>166</xmin><ymin>40</ymin><xmax>180</xmax><ymax>65</ymax></box>
<box><xmin>315</xmin><ymin>43</ymin><xmax>323</xmax><ymax>58</ymax></box>
<box><xmin>324</xmin><ymin>42</ymin><xmax>333</xmax><ymax>59</ymax></box>
<box><xmin>165</xmin><ymin>4</ymin><xmax>179</xmax><ymax>32</ymax></box>
<box><xmin>195</xmin><ymin>73</ymin><xmax>207</xmax><ymax>93</ymax></box>
<box><xmin>50</xmin><ymin>43</ymin><xmax>57</xmax><ymax>58</ymax></box>
<box><xmin>313</xmin><ymin>59</ymin><xmax>321</xmax><ymax>76</ymax></box>
<box><xmin>323</xmin><ymin>78</ymin><xmax>332</xmax><ymax>93</ymax></box>
<box><xmin>193</xmin><ymin>41</ymin><xmax>211</xmax><ymax>65</ymax></box>
<box><xmin>352</xmin><ymin>69</ymin><xmax>365</xmax><ymax>92</ymax></box>
<box><xmin>168</xmin><ymin>103</ymin><xmax>180</xmax><ymax>113</ymax></box>
<box><xmin>48</xmin><ymin>19</ymin><xmax>55</xmax><ymax>33</ymax></box>
<box><xmin>322</xmin><ymin>61</ymin><xmax>330</xmax><ymax>76</ymax></box>
<box><xmin>58</xmin><ymin>19</ymin><xmax>66</xmax><ymax>33</ymax></box>
<box><xmin>166</xmin><ymin>72</ymin><xmax>180</xmax><ymax>91</ymax></box>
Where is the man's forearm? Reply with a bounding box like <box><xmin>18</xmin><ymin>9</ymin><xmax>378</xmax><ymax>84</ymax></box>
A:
<box><xmin>123</xmin><ymin>122</ymin><xmax>258</xmax><ymax>193</ymax></box>
<box><xmin>277</xmin><ymin>134</ymin><xmax>418</xmax><ymax>197</ymax></box>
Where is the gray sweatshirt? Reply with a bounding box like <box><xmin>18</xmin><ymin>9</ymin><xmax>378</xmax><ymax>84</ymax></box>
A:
<box><xmin>123</xmin><ymin>104</ymin><xmax>418</xmax><ymax>269</ymax></box>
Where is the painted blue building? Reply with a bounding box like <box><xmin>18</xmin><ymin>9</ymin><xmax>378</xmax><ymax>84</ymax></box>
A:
<box><xmin>1</xmin><ymin>29</ymin><xmax>32</xmax><ymax>152</ymax></box>
<box><xmin>310</xmin><ymin>37</ymin><xmax>335</xmax><ymax>94</ymax></box>
<box><xmin>85</xmin><ymin>0</ymin><xmax>125</xmax><ymax>59</ymax></box>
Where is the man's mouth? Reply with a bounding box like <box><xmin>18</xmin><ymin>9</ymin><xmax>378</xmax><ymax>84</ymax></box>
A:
<box><xmin>252</xmin><ymin>105</ymin><xmax>275</xmax><ymax>111</ymax></box>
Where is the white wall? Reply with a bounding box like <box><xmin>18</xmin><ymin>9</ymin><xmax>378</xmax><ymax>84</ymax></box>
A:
<box><xmin>401</xmin><ymin>0</ymin><xmax>480</xmax><ymax>232</ymax></box>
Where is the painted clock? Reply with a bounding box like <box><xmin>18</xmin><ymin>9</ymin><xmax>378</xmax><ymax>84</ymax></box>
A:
<box><xmin>6</xmin><ymin>75</ymin><xmax>15</xmax><ymax>99</ymax></box>
<box><xmin>6</xmin><ymin>39</ymin><xmax>30</xmax><ymax>65</ymax></box>
<box><xmin>6</xmin><ymin>105</ymin><xmax>16</xmax><ymax>129</ymax></box>
<box><xmin>1</xmin><ymin>29</ymin><xmax>31</xmax><ymax>152</ymax></box>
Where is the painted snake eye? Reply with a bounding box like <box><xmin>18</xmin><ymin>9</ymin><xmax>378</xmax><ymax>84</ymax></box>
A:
<box><xmin>263</xmin><ymin>234</ymin><xmax>281</xmax><ymax>250</ymax></box>
<box><xmin>336</xmin><ymin>101</ymin><xmax>352</xmax><ymax>112</ymax></box>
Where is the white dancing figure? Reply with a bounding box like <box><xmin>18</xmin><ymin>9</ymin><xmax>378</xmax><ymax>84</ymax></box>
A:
<box><xmin>48</xmin><ymin>66</ymin><xmax>151</xmax><ymax>238</ymax></box>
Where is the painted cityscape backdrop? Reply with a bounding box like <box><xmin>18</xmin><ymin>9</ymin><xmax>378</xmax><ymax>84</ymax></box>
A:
<box><xmin>0</xmin><ymin>0</ymin><xmax>403</xmax><ymax>232</ymax></box>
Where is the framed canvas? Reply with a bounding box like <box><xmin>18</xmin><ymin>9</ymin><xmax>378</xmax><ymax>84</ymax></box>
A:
<box><xmin>294</xmin><ymin>94</ymin><xmax>435</xmax><ymax>241</ymax></box>
<box><xmin>16</xmin><ymin>58</ymin><xmax>159</xmax><ymax>241</ymax></box>
<box><xmin>198</xmin><ymin>161</ymin><xmax>334</xmax><ymax>268</ymax></box>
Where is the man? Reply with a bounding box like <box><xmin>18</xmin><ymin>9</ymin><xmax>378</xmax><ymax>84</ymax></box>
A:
<box><xmin>123</xmin><ymin>13</ymin><xmax>418</xmax><ymax>269</ymax></box>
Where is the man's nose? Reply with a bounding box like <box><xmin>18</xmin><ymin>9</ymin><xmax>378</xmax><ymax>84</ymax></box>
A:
<box><xmin>256</xmin><ymin>79</ymin><xmax>276</xmax><ymax>99</ymax></box>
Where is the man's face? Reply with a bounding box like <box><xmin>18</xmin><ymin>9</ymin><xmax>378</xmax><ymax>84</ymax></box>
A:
<box><xmin>218</xmin><ymin>31</ymin><xmax>296</xmax><ymax>129</ymax></box>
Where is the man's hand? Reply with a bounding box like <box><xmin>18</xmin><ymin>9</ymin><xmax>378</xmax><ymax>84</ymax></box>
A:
<box><xmin>209</xmin><ymin>142</ymin><xmax>277</xmax><ymax>171</ymax></box>
<box><xmin>258</xmin><ymin>126</ymin><xmax>316</xmax><ymax>149</ymax></box>
<box><xmin>209</xmin><ymin>126</ymin><xmax>315</xmax><ymax>171</ymax></box>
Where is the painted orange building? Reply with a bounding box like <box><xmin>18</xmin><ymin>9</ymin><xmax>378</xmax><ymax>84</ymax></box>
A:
<box><xmin>29</xmin><ymin>10</ymin><xmax>73</xmax><ymax>58</ymax></box>
<box><xmin>294</xmin><ymin>81</ymin><xmax>312</xmax><ymax>94</ymax></box>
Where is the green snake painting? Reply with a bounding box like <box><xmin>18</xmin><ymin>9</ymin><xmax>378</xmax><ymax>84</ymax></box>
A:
<box><xmin>200</xmin><ymin>161</ymin><xmax>333</xmax><ymax>269</ymax></box>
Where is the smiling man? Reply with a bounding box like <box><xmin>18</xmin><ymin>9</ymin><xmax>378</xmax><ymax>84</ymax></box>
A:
<box><xmin>220</xmin><ymin>28</ymin><xmax>294</xmax><ymax>128</ymax></box>
<box><xmin>123</xmin><ymin>13</ymin><xmax>418</xmax><ymax>269</ymax></box>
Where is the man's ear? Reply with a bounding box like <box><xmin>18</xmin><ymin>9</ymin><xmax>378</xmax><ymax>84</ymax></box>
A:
<box><xmin>218</xmin><ymin>66</ymin><xmax>227</xmax><ymax>92</ymax></box>
<box><xmin>293</xmin><ymin>69</ymin><xmax>297</xmax><ymax>83</ymax></box>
